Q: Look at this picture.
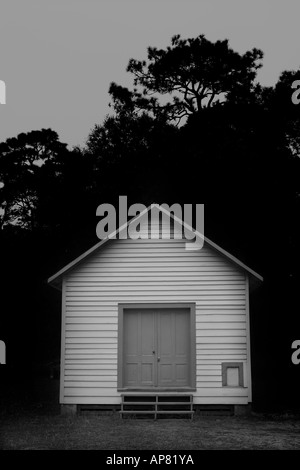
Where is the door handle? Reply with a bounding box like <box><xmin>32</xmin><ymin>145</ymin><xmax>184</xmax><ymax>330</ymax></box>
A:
<box><xmin>157</xmin><ymin>357</ymin><xmax>161</xmax><ymax>362</ymax></box>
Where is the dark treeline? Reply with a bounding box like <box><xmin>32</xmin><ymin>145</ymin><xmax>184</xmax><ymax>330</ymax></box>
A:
<box><xmin>1</xmin><ymin>34</ymin><xmax>300</xmax><ymax>410</ymax></box>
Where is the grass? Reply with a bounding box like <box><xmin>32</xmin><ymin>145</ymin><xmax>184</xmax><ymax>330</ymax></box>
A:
<box><xmin>1</xmin><ymin>406</ymin><xmax>300</xmax><ymax>450</ymax></box>
<box><xmin>0</xmin><ymin>378</ymin><xmax>300</xmax><ymax>450</ymax></box>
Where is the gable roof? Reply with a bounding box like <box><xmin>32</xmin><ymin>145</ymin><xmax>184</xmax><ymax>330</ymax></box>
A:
<box><xmin>48</xmin><ymin>203</ymin><xmax>263</xmax><ymax>289</ymax></box>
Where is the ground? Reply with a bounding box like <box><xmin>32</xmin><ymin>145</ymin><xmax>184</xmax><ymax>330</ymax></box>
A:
<box><xmin>0</xmin><ymin>377</ymin><xmax>300</xmax><ymax>450</ymax></box>
<box><xmin>1</xmin><ymin>409</ymin><xmax>300</xmax><ymax>450</ymax></box>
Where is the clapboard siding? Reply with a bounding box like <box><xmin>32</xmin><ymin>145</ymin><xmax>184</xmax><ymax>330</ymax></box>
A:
<box><xmin>56</xmin><ymin>200</ymin><xmax>253</xmax><ymax>404</ymax></box>
<box><xmin>61</xmin><ymin>230</ymin><xmax>250</xmax><ymax>405</ymax></box>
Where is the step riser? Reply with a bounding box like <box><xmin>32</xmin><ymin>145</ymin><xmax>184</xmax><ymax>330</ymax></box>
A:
<box><xmin>120</xmin><ymin>394</ymin><xmax>194</xmax><ymax>420</ymax></box>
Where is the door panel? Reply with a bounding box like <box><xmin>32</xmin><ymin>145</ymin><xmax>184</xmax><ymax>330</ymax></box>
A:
<box><xmin>123</xmin><ymin>309</ymin><xmax>156</xmax><ymax>387</ymax></box>
<box><xmin>158</xmin><ymin>309</ymin><xmax>190</xmax><ymax>387</ymax></box>
<box><xmin>123</xmin><ymin>308</ymin><xmax>190</xmax><ymax>388</ymax></box>
<box><xmin>140</xmin><ymin>311</ymin><xmax>156</xmax><ymax>386</ymax></box>
<box><xmin>158</xmin><ymin>311</ymin><xmax>174</xmax><ymax>387</ymax></box>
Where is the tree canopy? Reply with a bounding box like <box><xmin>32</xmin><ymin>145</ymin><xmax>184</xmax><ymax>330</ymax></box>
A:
<box><xmin>0</xmin><ymin>129</ymin><xmax>68</xmax><ymax>230</ymax></box>
<box><xmin>109</xmin><ymin>34</ymin><xmax>264</xmax><ymax>123</ymax></box>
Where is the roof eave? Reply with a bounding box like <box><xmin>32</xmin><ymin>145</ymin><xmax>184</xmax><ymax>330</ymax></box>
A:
<box><xmin>47</xmin><ymin>203</ymin><xmax>263</xmax><ymax>287</ymax></box>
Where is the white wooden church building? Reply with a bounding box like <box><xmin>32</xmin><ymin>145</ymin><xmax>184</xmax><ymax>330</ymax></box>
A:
<box><xmin>48</xmin><ymin>204</ymin><xmax>262</xmax><ymax>416</ymax></box>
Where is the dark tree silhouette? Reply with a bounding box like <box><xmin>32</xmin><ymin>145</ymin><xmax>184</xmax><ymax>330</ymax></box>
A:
<box><xmin>0</xmin><ymin>129</ymin><xmax>68</xmax><ymax>230</ymax></box>
<box><xmin>109</xmin><ymin>34</ymin><xmax>263</xmax><ymax>123</ymax></box>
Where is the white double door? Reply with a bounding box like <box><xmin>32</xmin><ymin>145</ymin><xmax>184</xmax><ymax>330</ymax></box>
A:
<box><xmin>123</xmin><ymin>308</ymin><xmax>190</xmax><ymax>388</ymax></box>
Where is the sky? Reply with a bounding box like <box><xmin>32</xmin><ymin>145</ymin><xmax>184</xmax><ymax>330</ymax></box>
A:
<box><xmin>0</xmin><ymin>0</ymin><xmax>300</xmax><ymax>148</ymax></box>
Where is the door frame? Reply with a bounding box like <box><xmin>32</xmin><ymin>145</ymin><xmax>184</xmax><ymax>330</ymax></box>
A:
<box><xmin>117</xmin><ymin>303</ymin><xmax>196</xmax><ymax>391</ymax></box>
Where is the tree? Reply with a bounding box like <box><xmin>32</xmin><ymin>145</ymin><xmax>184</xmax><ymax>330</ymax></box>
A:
<box><xmin>269</xmin><ymin>69</ymin><xmax>300</xmax><ymax>158</ymax></box>
<box><xmin>109</xmin><ymin>34</ymin><xmax>264</xmax><ymax>123</ymax></box>
<box><xmin>0</xmin><ymin>129</ymin><xmax>68</xmax><ymax>229</ymax></box>
<box><xmin>85</xmin><ymin>112</ymin><xmax>180</xmax><ymax>205</ymax></box>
